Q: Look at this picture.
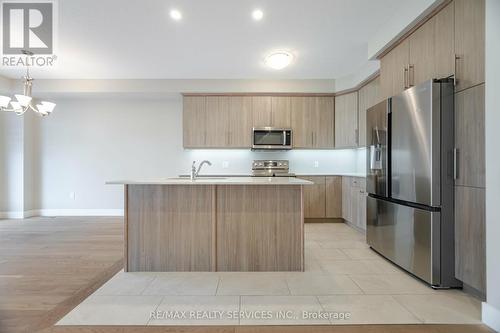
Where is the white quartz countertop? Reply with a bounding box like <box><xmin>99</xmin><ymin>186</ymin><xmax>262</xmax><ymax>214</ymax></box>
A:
<box><xmin>106</xmin><ymin>177</ymin><xmax>313</xmax><ymax>185</ymax></box>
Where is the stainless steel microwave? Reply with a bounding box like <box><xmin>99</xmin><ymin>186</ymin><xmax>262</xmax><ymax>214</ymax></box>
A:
<box><xmin>252</xmin><ymin>127</ymin><xmax>292</xmax><ymax>150</ymax></box>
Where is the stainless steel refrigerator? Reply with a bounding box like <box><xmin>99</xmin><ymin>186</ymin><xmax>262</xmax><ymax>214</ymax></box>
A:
<box><xmin>366</xmin><ymin>78</ymin><xmax>461</xmax><ymax>288</ymax></box>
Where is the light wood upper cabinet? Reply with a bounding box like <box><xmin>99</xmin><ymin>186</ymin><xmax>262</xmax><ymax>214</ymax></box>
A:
<box><xmin>228</xmin><ymin>96</ymin><xmax>253</xmax><ymax>147</ymax></box>
<box><xmin>183</xmin><ymin>96</ymin><xmax>206</xmax><ymax>148</ymax></box>
<box><xmin>313</xmin><ymin>97</ymin><xmax>335</xmax><ymax>148</ymax></box>
<box><xmin>271</xmin><ymin>96</ymin><xmax>291</xmax><ymax>128</ymax></box>
<box><xmin>434</xmin><ymin>2</ymin><xmax>455</xmax><ymax>80</ymax></box>
<box><xmin>335</xmin><ymin>92</ymin><xmax>358</xmax><ymax>148</ymax></box>
<box><xmin>325</xmin><ymin>176</ymin><xmax>342</xmax><ymax>218</ymax></box>
<box><xmin>455</xmin><ymin>84</ymin><xmax>485</xmax><ymax>188</ymax></box>
<box><xmin>252</xmin><ymin>96</ymin><xmax>272</xmax><ymax>127</ymax></box>
<box><xmin>409</xmin><ymin>15</ymin><xmax>436</xmax><ymax>87</ymax></box>
<box><xmin>455</xmin><ymin>186</ymin><xmax>486</xmax><ymax>293</ymax></box>
<box><xmin>358</xmin><ymin>77</ymin><xmax>381</xmax><ymax>147</ymax></box>
<box><xmin>302</xmin><ymin>176</ymin><xmax>326</xmax><ymax>218</ymax></box>
<box><xmin>455</xmin><ymin>0</ymin><xmax>485</xmax><ymax>91</ymax></box>
<box><xmin>380</xmin><ymin>39</ymin><xmax>410</xmax><ymax>99</ymax></box>
<box><xmin>290</xmin><ymin>97</ymin><xmax>313</xmax><ymax>148</ymax></box>
<box><xmin>205</xmin><ymin>96</ymin><xmax>229</xmax><ymax>147</ymax></box>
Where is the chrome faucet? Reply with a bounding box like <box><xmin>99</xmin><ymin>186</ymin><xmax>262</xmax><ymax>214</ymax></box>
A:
<box><xmin>190</xmin><ymin>160</ymin><xmax>212</xmax><ymax>180</ymax></box>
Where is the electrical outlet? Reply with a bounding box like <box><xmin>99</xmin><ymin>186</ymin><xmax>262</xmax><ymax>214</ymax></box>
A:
<box><xmin>314</xmin><ymin>161</ymin><xmax>319</xmax><ymax>168</ymax></box>
<box><xmin>69</xmin><ymin>192</ymin><xmax>76</xmax><ymax>200</ymax></box>
<box><xmin>222</xmin><ymin>161</ymin><xmax>229</xmax><ymax>169</ymax></box>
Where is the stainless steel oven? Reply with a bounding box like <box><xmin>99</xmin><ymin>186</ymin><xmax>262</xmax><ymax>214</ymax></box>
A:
<box><xmin>252</xmin><ymin>127</ymin><xmax>292</xmax><ymax>150</ymax></box>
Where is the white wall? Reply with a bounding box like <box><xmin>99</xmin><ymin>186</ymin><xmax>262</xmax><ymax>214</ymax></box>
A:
<box><xmin>483</xmin><ymin>0</ymin><xmax>500</xmax><ymax>330</ymax></box>
<box><xmin>0</xmin><ymin>113</ymin><xmax>24</xmax><ymax>216</ymax></box>
<box><xmin>32</xmin><ymin>95</ymin><xmax>361</xmax><ymax>213</ymax></box>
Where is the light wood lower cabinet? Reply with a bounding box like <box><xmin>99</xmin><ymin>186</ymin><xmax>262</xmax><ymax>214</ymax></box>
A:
<box><xmin>302</xmin><ymin>175</ymin><xmax>342</xmax><ymax>220</ymax></box>
<box><xmin>342</xmin><ymin>177</ymin><xmax>367</xmax><ymax>230</ymax></box>
<box><xmin>455</xmin><ymin>186</ymin><xmax>485</xmax><ymax>293</ymax></box>
<box><xmin>302</xmin><ymin>176</ymin><xmax>326</xmax><ymax>218</ymax></box>
<box><xmin>325</xmin><ymin>176</ymin><xmax>342</xmax><ymax>218</ymax></box>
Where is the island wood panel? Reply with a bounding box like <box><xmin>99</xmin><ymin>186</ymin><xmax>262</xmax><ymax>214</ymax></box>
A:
<box><xmin>216</xmin><ymin>185</ymin><xmax>303</xmax><ymax>271</ymax></box>
<box><xmin>454</xmin><ymin>84</ymin><xmax>485</xmax><ymax>188</ymax></box>
<box><xmin>455</xmin><ymin>186</ymin><xmax>486</xmax><ymax>294</ymax></box>
<box><xmin>126</xmin><ymin>184</ymin><xmax>215</xmax><ymax>272</ymax></box>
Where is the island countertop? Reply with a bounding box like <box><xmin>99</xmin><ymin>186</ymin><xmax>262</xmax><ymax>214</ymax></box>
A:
<box><xmin>106</xmin><ymin>176</ymin><xmax>313</xmax><ymax>186</ymax></box>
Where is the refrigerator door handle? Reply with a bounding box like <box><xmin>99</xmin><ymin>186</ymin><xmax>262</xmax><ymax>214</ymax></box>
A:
<box><xmin>453</xmin><ymin>148</ymin><xmax>459</xmax><ymax>180</ymax></box>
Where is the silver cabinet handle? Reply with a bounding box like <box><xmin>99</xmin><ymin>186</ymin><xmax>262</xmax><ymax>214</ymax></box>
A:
<box><xmin>453</xmin><ymin>148</ymin><xmax>459</xmax><ymax>180</ymax></box>
<box><xmin>454</xmin><ymin>54</ymin><xmax>461</xmax><ymax>87</ymax></box>
<box><xmin>408</xmin><ymin>64</ymin><xmax>415</xmax><ymax>87</ymax></box>
<box><xmin>404</xmin><ymin>65</ymin><xmax>409</xmax><ymax>89</ymax></box>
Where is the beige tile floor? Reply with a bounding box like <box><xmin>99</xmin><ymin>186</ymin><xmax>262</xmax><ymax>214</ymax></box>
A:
<box><xmin>57</xmin><ymin>223</ymin><xmax>481</xmax><ymax>326</ymax></box>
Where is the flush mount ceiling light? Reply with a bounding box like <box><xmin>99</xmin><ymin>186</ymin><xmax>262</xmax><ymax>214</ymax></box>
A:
<box><xmin>170</xmin><ymin>9</ymin><xmax>182</xmax><ymax>20</ymax></box>
<box><xmin>264</xmin><ymin>51</ymin><xmax>294</xmax><ymax>70</ymax></box>
<box><xmin>0</xmin><ymin>50</ymin><xmax>56</xmax><ymax>117</ymax></box>
<box><xmin>252</xmin><ymin>9</ymin><xmax>264</xmax><ymax>21</ymax></box>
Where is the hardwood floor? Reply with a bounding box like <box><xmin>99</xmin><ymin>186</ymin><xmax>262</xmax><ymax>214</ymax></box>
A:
<box><xmin>0</xmin><ymin>217</ymin><xmax>493</xmax><ymax>333</ymax></box>
<box><xmin>0</xmin><ymin>217</ymin><xmax>124</xmax><ymax>333</ymax></box>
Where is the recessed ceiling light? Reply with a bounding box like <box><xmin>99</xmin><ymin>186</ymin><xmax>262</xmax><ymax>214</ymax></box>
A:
<box><xmin>265</xmin><ymin>51</ymin><xmax>294</xmax><ymax>70</ymax></box>
<box><xmin>170</xmin><ymin>9</ymin><xmax>182</xmax><ymax>21</ymax></box>
<box><xmin>252</xmin><ymin>9</ymin><xmax>264</xmax><ymax>21</ymax></box>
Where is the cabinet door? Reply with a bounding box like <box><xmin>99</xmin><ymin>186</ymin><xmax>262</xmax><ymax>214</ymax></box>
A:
<box><xmin>358</xmin><ymin>77</ymin><xmax>381</xmax><ymax>147</ymax></box>
<box><xmin>349</xmin><ymin>185</ymin><xmax>358</xmax><ymax>226</ymax></box>
<box><xmin>291</xmin><ymin>97</ymin><xmax>314</xmax><ymax>148</ymax></box>
<box><xmin>434</xmin><ymin>2</ymin><xmax>455</xmax><ymax>80</ymax></box>
<box><xmin>271</xmin><ymin>96</ymin><xmax>291</xmax><ymax>128</ymax></box>
<box><xmin>228</xmin><ymin>96</ymin><xmax>253</xmax><ymax>147</ymax></box>
<box><xmin>313</xmin><ymin>97</ymin><xmax>335</xmax><ymax>148</ymax></box>
<box><xmin>409</xmin><ymin>15</ymin><xmax>436</xmax><ymax>87</ymax></box>
<box><xmin>455</xmin><ymin>0</ymin><xmax>485</xmax><ymax>91</ymax></box>
<box><xmin>341</xmin><ymin>177</ymin><xmax>351</xmax><ymax>221</ymax></box>
<box><xmin>380</xmin><ymin>39</ymin><xmax>410</xmax><ymax>99</ymax></box>
<box><xmin>455</xmin><ymin>186</ymin><xmax>485</xmax><ymax>293</ymax></box>
<box><xmin>252</xmin><ymin>96</ymin><xmax>272</xmax><ymax>127</ymax></box>
<box><xmin>325</xmin><ymin>176</ymin><xmax>342</xmax><ymax>218</ymax></box>
<box><xmin>183</xmin><ymin>96</ymin><xmax>206</xmax><ymax>148</ymax></box>
<box><xmin>205</xmin><ymin>96</ymin><xmax>229</xmax><ymax>147</ymax></box>
<box><xmin>335</xmin><ymin>92</ymin><xmax>358</xmax><ymax>148</ymax></box>
<box><xmin>455</xmin><ymin>84</ymin><xmax>485</xmax><ymax>188</ymax></box>
<box><xmin>302</xmin><ymin>176</ymin><xmax>326</xmax><ymax>219</ymax></box>
<box><xmin>357</xmin><ymin>190</ymin><xmax>367</xmax><ymax>230</ymax></box>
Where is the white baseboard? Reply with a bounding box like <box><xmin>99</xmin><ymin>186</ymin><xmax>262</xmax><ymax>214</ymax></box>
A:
<box><xmin>0</xmin><ymin>211</ymin><xmax>24</xmax><ymax>219</ymax></box>
<box><xmin>483</xmin><ymin>302</ymin><xmax>500</xmax><ymax>332</ymax></box>
<box><xmin>0</xmin><ymin>209</ymin><xmax>124</xmax><ymax>218</ymax></box>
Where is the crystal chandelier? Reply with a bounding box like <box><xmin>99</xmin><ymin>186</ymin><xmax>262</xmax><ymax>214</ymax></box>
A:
<box><xmin>0</xmin><ymin>50</ymin><xmax>56</xmax><ymax>116</ymax></box>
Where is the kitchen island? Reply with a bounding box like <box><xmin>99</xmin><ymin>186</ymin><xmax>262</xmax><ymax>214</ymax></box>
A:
<box><xmin>107</xmin><ymin>177</ymin><xmax>312</xmax><ymax>272</ymax></box>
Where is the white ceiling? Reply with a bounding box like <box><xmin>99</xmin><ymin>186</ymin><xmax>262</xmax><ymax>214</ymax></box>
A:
<box><xmin>0</xmin><ymin>0</ymin><xmax>414</xmax><ymax>80</ymax></box>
